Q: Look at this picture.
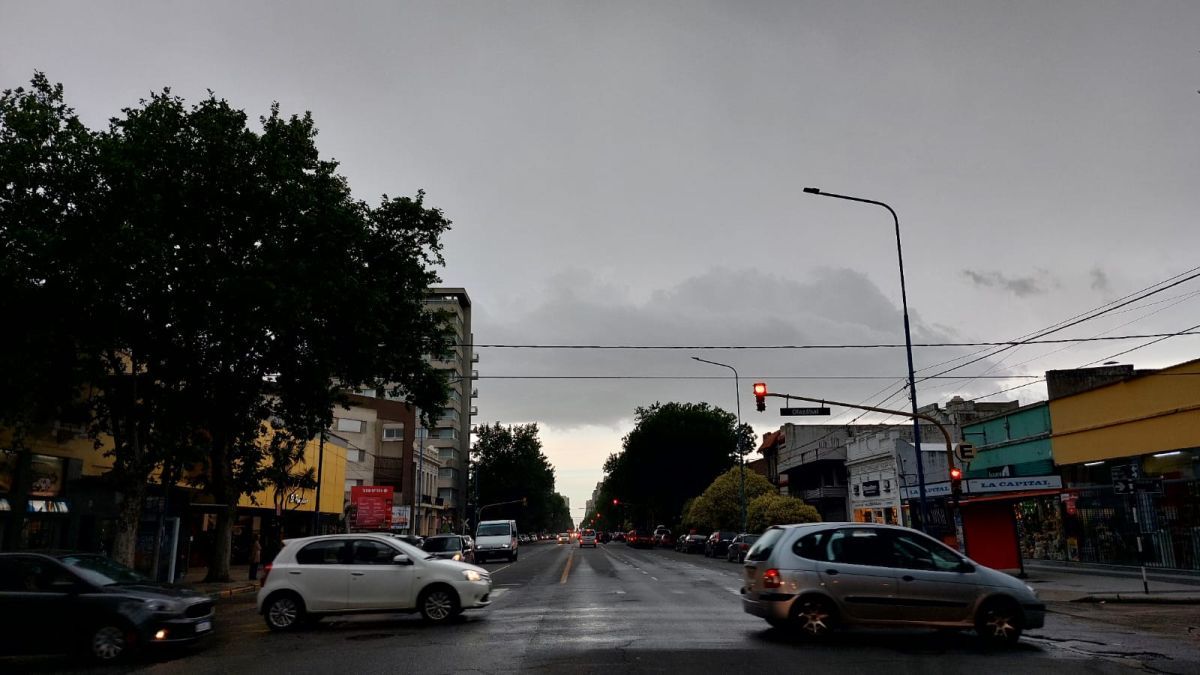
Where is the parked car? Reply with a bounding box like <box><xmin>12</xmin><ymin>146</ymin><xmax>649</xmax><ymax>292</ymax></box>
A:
<box><xmin>423</xmin><ymin>534</ymin><xmax>475</xmax><ymax>564</ymax></box>
<box><xmin>258</xmin><ymin>534</ymin><xmax>492</xmax><ymax>630</ymax></box>
<box><xmin>579</xmin><ymin>529</ymin><xmax>598</xmax><ymax>548</ymax></box>
<box><xmin>613</xmin><ymin>532</ymin><xmax>626</xmax><ymax>542</ymax></box>
<box><xmin>0</xmin><ymin>551</ymin><xmax>215</xmax><ymax>663</ymax></box>
<box><xmin>727</xmin><ymin>533</ymin><xmax>761</xmax><ymax>563</ymax></box>
<box><xmin>557</xmin><ymin>532</ymin><xmax>570</xmax><ymax>544</ymax></box>
<box><xmin>475</xmin><ymin>520</ymin><xmax>519</xmax><ymax>562</ymax></box>
<box><xmin>705</xmin><ymin>531</ymin><xmax>738</xmax><ymax>558</ymax></box>
<box><xmin>625</xmin><ymin>529</ymin><xmax>654</xmax><ymax>548</ymax></box>
<box><xmin>741</xmin><ymin>523</ymin><xmax>1044</xmax><ymax>645</ymax></box>
<box><xmin>680</xmin><ymin>533</ymin><xmax>707</xmax><ymax>554</ymax></box>
<box><xmin>390</xmin><ymin>534</ymin><xmax>424</xmax><ymax>549</ymax></box>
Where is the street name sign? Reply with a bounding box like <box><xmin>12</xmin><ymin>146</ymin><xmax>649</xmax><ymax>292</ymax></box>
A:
<box><xmin>780</xmin><ymin>407</ymin><xmax>831</xmax><ymax>416</ymax></box>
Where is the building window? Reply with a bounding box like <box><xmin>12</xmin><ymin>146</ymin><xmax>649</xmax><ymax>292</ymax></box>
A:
<box><xmin>349</xmin><ymin>448</ymin><xmax>366</xmax><ymax>463</ymax></box>
<box><xmin>335</xmin><ymin>418</ymin><xmax>366</xmax><ymax>433</ymax></box>
<box><xmin>382</xmin><ymin>426</ymin><xmax>404</xmax><ymax>441</ymax></box>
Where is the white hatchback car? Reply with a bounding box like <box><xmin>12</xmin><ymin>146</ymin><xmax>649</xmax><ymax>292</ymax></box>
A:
<box><xmin>257</xmin><ymin>534</ymin><xmax>492</xmax><ymax>630</ymax></box>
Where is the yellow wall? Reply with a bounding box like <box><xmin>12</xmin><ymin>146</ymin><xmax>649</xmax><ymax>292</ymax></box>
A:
<box><xmin>2</xmin><ymin>427</ymin><xmax>348</xmax><ymax>515</ymax></box>
<box><xmin>239</xmin><ymin>435</ymin><xmax>348</xmax><ymax>515</ymax></box>
<box><xmin>1050</xmin><ymin>359</ymin><xmax>1200</xmax><ymax>464</ymax></box>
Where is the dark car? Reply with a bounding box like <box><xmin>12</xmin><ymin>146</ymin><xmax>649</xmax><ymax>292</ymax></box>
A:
<box><xmin>704</xmin><ymin>531</ymin><xmax>738</xmax><ymax>558</ymax></box>
<box><xmin>625</xmin><ymin>529</ymin><xmax>654</xmax><ymax>549</ymax></box>
<box><xmin>726</xmin><ymin>533</ymin><xmax>761</xmax><ymax>563</ymax></box>
<box><xmin>422</xmin><ymin>534</ymin><xmax>475</xmax><ymax>563</ymax></box>
<box><xmin>0</xmin><ymin>552</ymin><xmax>214</xmax><ymax>663</ymax></box>
<box><xmin>680</xmin><ymin>534</ymin><xmax>707</xmax><ymax>553</ymax></box>
<box><xmin>613</xmin><ymin>532</ymin><xmax>626</xmax><ymax>542</ymax></box>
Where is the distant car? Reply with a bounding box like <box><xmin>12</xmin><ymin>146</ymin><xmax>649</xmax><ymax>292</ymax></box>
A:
<box><xmin>741</xmin><ymin>523</ymin><xmax>1044</xmax><ymax>645</ymax></box>
<box><xmin>579</xmin><ymin>529</ymin><xmax>597</xmax><ymax>548</ymax></box>
<box><xmin>625</xmin><ymin>530</ymin><xmax>654</xmax><ymax>549</ymax></box>
<box><xmin>475</xmin><ymin>520</ymin><xmax>519</xmax><ymax>563</ymax></box>
<box><xmin>655</xmin><ymin>532</ymin><xmax>675</xmax><ymax>548</ymax></box>
<box><xmin>557</xmin><ymin>533</ymin><xmax>570</xmax><ymax>544</ymax></box>
<box><xmin>705</xmin><ymin>531</ymin><xmax>738</xmax><ymax>558</ymax></box>
<box><xmin>390</xmin><ymin>534</ymin><xmax>424</xmax><ymax>548</ymax></box>
<box><xmin>613</xmin><ymin>532</ymin><xmax>626</xmax><ymax>542</ymax></box>
<box><xmin>0</xmin><ymin>551</ymin><xmax>214</xmax><ymax>663</ymax></box>
<box><xmin>726</xmin><ymin>533</ymin><xmax>761</xmax><ymax>563</ymax></box>
<box><xmin>423</xmin><ymin>534</ymin><xmax>475</xmax><ymax>564</ymax></box>
<box><xmin>680</xmin><ymin>534</ymin><xmax>707</xmax><ymax>554</ymax></box>
<box><xmin>259</xmin><ymin>534</ymin><xmax>492</xmax><ymax>630</ymax></box>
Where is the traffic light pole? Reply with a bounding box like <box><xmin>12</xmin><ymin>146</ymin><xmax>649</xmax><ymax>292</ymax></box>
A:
<box><xmin>756</xmin><ymin>390</ymin><xmax>957</xmax><ymax>533</ymax></box>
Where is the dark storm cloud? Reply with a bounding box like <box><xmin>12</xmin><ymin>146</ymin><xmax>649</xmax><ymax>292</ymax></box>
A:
<box><xmin>473</xmin><ymin>267</ymin><xmax>1003</xmax><ymax>429</ymax></box>
<box><xmin>1090</xmin><ymin>267</ymin><xmax>1112</xmax><ymax>293</ymax></box>
<box><xmin>961</xmin><ymin>270</ymin><xmax>1055</xmax><ymax>297</ymax></box>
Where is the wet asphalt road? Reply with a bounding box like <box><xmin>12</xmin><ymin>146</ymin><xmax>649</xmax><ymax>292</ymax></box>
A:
<box><xmin>7</xmin><ymin>541</ymin><xmax>1199</xmax><ymax>674</ymax></box>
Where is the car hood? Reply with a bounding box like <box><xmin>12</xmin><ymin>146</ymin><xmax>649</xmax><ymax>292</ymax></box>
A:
<box><xmin>971</xmin><ymin>562</ymin><xmax>1038</xmax><ymax>599</ymax></box>
<box><xmin>425</xmin><ymin>558</ymin><xmax>487</xmax><ymax>576</ymax></box>
<box><xmin>101</xmin><ymin>583</ymin><xmax>207</xmax><ymax>601</ymax></box>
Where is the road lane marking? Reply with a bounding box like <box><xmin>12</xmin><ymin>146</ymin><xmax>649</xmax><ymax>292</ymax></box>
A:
<box><xmin>650</xmin><ymin>576</ymin><xmax>658</xmax><ymax>581</ymax></box>
<box><xmin>560</xmin><ymin>548</ymin><xmax>575</xmax><ymax>584</ymax></box>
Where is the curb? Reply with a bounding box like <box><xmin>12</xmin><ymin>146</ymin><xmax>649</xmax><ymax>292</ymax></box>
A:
<box><xmin>1070</xmin><ymin>593</ymin><xmax>1200</xmax><ymax>605</ymax></box>
<box><xmin>205</xmin><ymin>584</ymin><xmax>259</xmax><ymax>601</ymax></box>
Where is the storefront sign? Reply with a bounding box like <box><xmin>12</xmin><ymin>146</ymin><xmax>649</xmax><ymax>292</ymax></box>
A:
<box><xmin>967</xmin><ymin>475</ymin><xmax>1062</xmax><ymax>493</ymax></box>
<box><xmin>862</xmin><ymin>480</ymin><xmax>881</xmax><ymax>497</ymax></box>
<box><xmin>350</xmin><ymin>486</ymin><xmax>394</xmax><ymax>530</ymax></box>
<box><xmin>901</xmin><ymin>481</ymin><xmax>951</xmax><ymax>499</ymax></box>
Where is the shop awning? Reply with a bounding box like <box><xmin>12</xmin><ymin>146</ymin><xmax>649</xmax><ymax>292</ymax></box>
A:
<box><xmin>959</xmin><ymin>489</ymin><xmax>1061</xmax><ymax>505</ymax></box>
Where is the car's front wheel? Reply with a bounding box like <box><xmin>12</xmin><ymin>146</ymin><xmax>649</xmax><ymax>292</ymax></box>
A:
<box><xmin>976</xmin><ymin>599</ymin><xmax>1023</xmax><ymax>646</ymax></box>
<box><xmin>419</xmin><ymin>585</ymin><xmax>461</xmax><ymax>624</ymax></box>
<box><xmin>264</xmin><ymin>592</ymin><xmax>306</xmax><ymax>632</ymax></box>
<box><xmin>87</xmin><ymin>622</ymin><xmax>135</xmax><ymax>663</ymax></box>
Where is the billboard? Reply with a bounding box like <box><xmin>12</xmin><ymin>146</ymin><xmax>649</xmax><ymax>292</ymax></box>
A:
<box><xmin>350</xmin><ymin>485</ymin><xmax>394</xmax><ymax>530</ymax></box>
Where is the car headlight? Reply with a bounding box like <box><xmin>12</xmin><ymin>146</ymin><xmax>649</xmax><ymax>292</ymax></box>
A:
<box><xmin>453</xmin><ymin>553</ymin><xmax>463</xmax><ymax>561</ymax></box>
<box><xmin>462</xmin><ymin>570</ymin><xmax>484</xmax><ymax>582</ymax></box>
<box><xmin>500</xmin><ymin>543</ymin><xmax>510</xmax><ymax>548</ymax></box>
<box><xmin>144</xmin><ymin>599</ymin><xmax>180</xmax><ymax>613</ymax></box>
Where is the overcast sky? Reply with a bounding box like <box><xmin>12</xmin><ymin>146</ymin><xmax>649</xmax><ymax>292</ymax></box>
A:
<box><xmin>4</xmin><ymin>1</ymin><xmax>1199</xmax><ymax>522</ymax></box>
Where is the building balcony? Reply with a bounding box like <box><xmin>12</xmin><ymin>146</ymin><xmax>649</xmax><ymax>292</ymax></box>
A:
<box><xmin>470</xmin><ymin>389</ymin><xmax>478</xmax><ymax>399</ymax></box>
<box><xmin>801</xmin><ymin>486</ymin><xmax>848</xmax><ymax>501</ymax></box>
<box><xmin>469</xmin><ymin>406</ymin><xmax>478</xmax><ymax>417</ymax></box>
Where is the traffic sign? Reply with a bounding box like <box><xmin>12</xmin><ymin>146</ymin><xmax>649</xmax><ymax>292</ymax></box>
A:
<box><xmin>780</xmin><ymin>407</ymin><xmax>831</xmax><ymax>416</ymax></box>
<box><xmin>1134</xmin><ymin>478</ymin><xmax>1164</xmax><ymax>495</ymax></box>
<box><xmin>1113</xmin><ymin>479</ymin><xmax>1136</xmax><ymax>495</ymax></box>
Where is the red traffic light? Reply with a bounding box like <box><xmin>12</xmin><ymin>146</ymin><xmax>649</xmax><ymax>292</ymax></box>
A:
<box><xmin>612</xmin><ymin>498</ymin><xmax>619</xmax><ymax>505</ymax></box>
<box><xmin>753</xmin><ymin>382</ymin><xmax>767</xmax><ymax>412</ymax></box>
<box><xmin>949</xmin><ymin>467</ymin><xmax>963</xmax><ymax>480</ymax></box>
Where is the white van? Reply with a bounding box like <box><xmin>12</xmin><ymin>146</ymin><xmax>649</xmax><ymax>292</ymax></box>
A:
<box><xmin>475</xmin><ymin>520</ymin><xmax>519</xmax><ymax>562</ymax></box>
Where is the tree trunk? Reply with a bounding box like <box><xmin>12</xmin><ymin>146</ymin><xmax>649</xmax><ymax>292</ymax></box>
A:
<box><xmin>205</xmin><ymin>504</ymin><xmax>235</xmax><ymax>582</ymax></box>
<box><xmin>110</xmin><ymin>479</ymin><xmax>146</xmax><ymax>567</ymax></box>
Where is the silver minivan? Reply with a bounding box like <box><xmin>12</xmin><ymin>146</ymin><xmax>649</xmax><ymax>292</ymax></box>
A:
<box><xmin>741</xmin><ymin>523</ymin><xmax>1044</xmax><ymax>645</ymax></box>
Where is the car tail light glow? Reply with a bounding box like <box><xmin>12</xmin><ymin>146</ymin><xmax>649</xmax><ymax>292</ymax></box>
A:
<box><xmin>762</xmin><ymin>568</ymin><xmax>782</xmax><ymax>589</ymax></box>
<box><xmin>262</xmin><ymin>562</ymin><xmax>272</xmax><ymax>587</ymax></box>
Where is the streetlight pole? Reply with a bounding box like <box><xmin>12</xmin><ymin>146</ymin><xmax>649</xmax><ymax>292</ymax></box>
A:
<box><xmin>802</xmin><ymin>187</ymin><xmax>930</xmax><ymax>532</ymax></box>
<box><xmin>691</xmin><ymin>356</ymin><xmax>747</xmax><ymax>533</ymax></box>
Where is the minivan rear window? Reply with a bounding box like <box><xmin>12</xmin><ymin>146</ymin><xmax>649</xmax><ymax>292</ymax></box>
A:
<box><xmin>746</xmin><ymin>527</ymin><xmax>784</xmax><ymax>562</ymax></box>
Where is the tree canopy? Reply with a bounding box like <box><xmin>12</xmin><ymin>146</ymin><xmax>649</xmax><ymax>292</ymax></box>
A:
<box><xmin>747</xmin><ymin>493</ymin><xmax>821</xmax><ymax>532</ymax></box>
<box><xmin>1</xmin><ymin>73</ymin><xmax>453</xmax><ymax>576</ymax></box>
<box><xmin>471</xmin><ymin>422</ymin><xmax>568</xmax><ymax>533</ymax></box>
<box><xmin>682</xmin><ymin>466</ymin><xmax>775</xmax><ymax>532</ymax></box>
<box><xmin>598</xmin><ymin>401</ymin><xmax>754</xmax><ymax>530</ymax></box>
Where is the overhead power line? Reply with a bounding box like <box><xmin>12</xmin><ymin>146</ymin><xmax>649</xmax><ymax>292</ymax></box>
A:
<box><xmin>473</xmin><ymin>374</ymin><xmax>1043</xmax><ymax>380</ymax></box>
<box><xmin>454</xmin><ymin>331</ymin><xmax>1200</xmax><ymax>351</ymax></box>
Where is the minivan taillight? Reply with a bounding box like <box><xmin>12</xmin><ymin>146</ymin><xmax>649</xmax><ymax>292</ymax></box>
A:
<box><xmin>762</xmin><ymin>568</ymin><xmax>782</xmax><ymax>589</ymax></box>
<box><xmin>261</xmin><ymin>563</ymin><xmax>272</xmax><ymax>587</ymax></box>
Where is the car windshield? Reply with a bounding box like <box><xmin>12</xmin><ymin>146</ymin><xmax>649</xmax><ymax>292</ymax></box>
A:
<box><xmin>423</xmin><ymin>537</ymin><xmax>462</xmax><ymax>552</ymax></box>
<box><xmin>582</xmin><ymin>530</ymin><xmax>595</xmax><ymax>536</ymax></box>
<box><xmin>59</xmin><ymin>554</ymin><xmax>148</xmax><ymax>586</ymax></box>
<box><xmin>744</xmin><ymin>535</ymin><xmax>761</xmax><ymax>544</ymax></box>
<box><xmin>477</xmin><ymin>524</ymin><xmax>511</xmax><ymax>537</ymax></box>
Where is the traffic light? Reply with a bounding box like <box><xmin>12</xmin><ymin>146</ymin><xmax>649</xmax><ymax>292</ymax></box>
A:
<box><xmin>612</xmin><ymin>498</ymin><xmax>619</xmax><ymax>506</ymax></box>
<box><xmin>753</xmin><ymin>382</ymin><xmax>767</xmax><ymax>412</ymax></box>
<box><xmin>949</xmin><ymin>466</ymin><xmax>963</xmax><ymax>498</ymax></box>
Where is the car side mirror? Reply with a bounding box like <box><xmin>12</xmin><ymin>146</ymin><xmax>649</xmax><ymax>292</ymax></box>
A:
<box><xmin>392</xmin><ymin>553</ymin><xmax>413</xmax><ymax>566</ymax></box>
<box><xmin>956</xmin><ymin>562</ymin><xmax>975</xmax><ymax>573</ymax></box>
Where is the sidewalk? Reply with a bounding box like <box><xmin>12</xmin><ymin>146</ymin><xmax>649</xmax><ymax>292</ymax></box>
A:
<box><xmin>181</xmin><ymin>564</ymin><xmax>261</xmax><ymax>600</ymax></box>
<box><xmin>1020</xmin><ymin>560</ymin><xmax>1200</xmax><ymax>603</ymax></box>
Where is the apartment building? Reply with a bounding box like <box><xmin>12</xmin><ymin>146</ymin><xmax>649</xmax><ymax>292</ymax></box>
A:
<box><xmin>425</xmin><ymin>288</ymin><xmax>475</xmax><ymax>526</ymax></box>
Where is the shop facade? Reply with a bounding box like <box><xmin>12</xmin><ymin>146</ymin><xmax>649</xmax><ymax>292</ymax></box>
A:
<box><xmin>1044</xmin><ymin>359</ymin><xmax>1200</xmax><ymax>572</ymax></box>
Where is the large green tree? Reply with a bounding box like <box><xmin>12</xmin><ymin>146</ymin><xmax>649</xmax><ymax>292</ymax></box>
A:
<box><xmin>1</xmin><ymin>75</ymin><xmax>454</xmax><ymax>578</ymax></box>
<box><xmin>471</xmin><ymin>423</ymin><xmax>563</xmax><ymax>533</ymax></box>
<box><xmin>682</xmin><ymin>466</ymin><xmax>775</xmax><ymax>532</ymax></box>
<box><xmin>601</xmin><ymin>401</ymin><xmax>754</xmax><ymax>530</ymax></box>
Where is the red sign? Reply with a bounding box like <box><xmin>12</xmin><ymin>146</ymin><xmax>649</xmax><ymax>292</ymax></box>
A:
<box><xmin>350</xmin><ymin>486</ymin><xmax>394</xmax><ymax>530</ymax></box>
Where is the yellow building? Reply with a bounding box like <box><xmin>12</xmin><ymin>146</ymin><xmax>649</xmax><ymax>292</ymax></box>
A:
<box><xmin>1</xmin><ymin>424</ymin><xmax>347</xmax><ymax>572</ymax></box>
<box><xmin>1044</xmin><ymin>358</ymin><xmax>1200</xmax><ymax>571</ymax></box>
